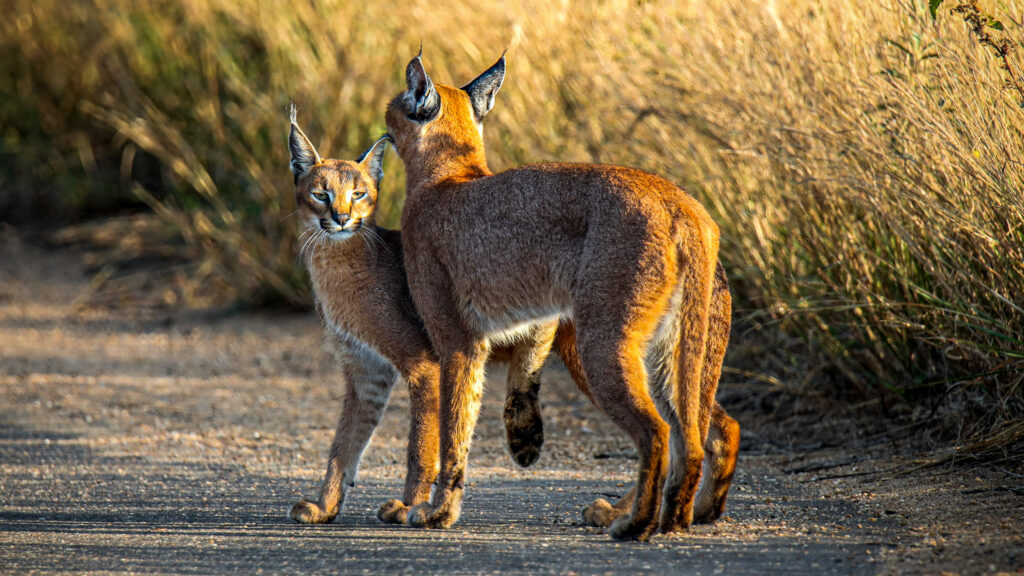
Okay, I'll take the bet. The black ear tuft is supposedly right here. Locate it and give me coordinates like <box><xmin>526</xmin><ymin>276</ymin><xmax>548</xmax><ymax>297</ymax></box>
<box><xmin>405</xmin><ymin>50</ymin><xmax>440</xmax><ymax>122</ymax></box>
<box><xmin>357</xmin><ymin>134</ymin><xmax>392</xmax><ymax>190</ymax></box>
<box><xmin>462</xmin><ymin>52</ymin><xmax>506</xmax><ymax>123</ymax></box>
<box><xmin>289</xmin><ymin>106</ymin><xmax>321</xmax><ymax>183</ymax></box>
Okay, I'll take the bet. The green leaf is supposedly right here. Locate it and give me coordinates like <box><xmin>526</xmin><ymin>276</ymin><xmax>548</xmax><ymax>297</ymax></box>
<box><xmin>929</xmin><ymin>0</ymin><xmax>944</xmax><ymax>19</ymax></box>
<box><xmin>988</xmin><ymin>19</ymin><xmax>1005</xmax><ymax>31</ymax></box>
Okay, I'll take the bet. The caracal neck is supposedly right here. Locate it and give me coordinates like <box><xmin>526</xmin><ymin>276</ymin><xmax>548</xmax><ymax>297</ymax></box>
<box><xmin>306</xmin><ymin>232</ymin><xmax>380</xmax><ymax>274</ymax></box>
<box><xmin>401</xmin><ymin>86</ymin><xmax>492</xmax><ymax>193</ymax></box>
<box><xmin>404</xmin><ymin>131</ymin><xmax>492</xmax><ymax>193</ymax></box>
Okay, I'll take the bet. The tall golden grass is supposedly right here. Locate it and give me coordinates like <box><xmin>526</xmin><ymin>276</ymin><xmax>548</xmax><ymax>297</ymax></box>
<box><xmin>2</xmin><ymin>0</ymin><xmax>1022</xmax><ymax>446</ymax></box>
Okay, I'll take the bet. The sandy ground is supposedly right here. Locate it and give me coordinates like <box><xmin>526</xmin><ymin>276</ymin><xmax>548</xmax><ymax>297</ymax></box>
<box><xmin>0</xmin><ymin>229</ymin><xmax>1021</xmax><ymax>575</ymax></box>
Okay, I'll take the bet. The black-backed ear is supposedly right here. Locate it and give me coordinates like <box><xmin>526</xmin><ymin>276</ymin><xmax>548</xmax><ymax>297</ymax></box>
<box><xmin>405</xmin><ymin>48</ymin><xmax>440</xmax><ymax>122</ymax></box>
<box><xmin>288</xmin><ymin>104</ymin><xmax>321</xmax><ymax>183</ymax></box>
<box><xmin>356</xmin><ymin>134</ymin><xmax>392</xmax><ymax>190</ymax></box>
<box><xmin>462</xmin><ymin>52</ymin><xmax>506</xmax><ymax>123</ymax></box>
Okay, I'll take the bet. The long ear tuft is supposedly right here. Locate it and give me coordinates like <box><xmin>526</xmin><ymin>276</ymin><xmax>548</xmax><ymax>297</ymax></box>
<box><xmin>357</xmin><ymin>134</ymin><xmax>392</xmax><ymax>190</ymax></box>
<box><xmin>288</xmin><ymin>104</ymin><xmax>321</xmax><ymax>183</ymax></box>
<box><xmin>405</xmin><ymin>49</ymin><xmax>440</xmax><ymax>121</ymax></box>
<box><xmin>462</xmin><ymin>51</ymin><xmax>506</xmax><ymax>123</ymax></box>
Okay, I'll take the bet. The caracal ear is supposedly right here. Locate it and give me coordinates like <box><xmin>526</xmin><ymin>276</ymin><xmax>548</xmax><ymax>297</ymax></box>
<box><xmin>462</xmin><ymin>52</ymin><xmax>506</xmax><ymax>123</ymax></box>
<box><xmin>405</xmin><ymin>48</ymin><xmax>440</xmax><ymax>122</ymax></box>
<box><xmin>357</xmin><ymin>134</ymin><xmax>392</xmax><ymax>190</ymax></box>
<box><xmin>288</xmin><ymin>103</ymin><xmax>321</xmax><ymax>183</ymax></box>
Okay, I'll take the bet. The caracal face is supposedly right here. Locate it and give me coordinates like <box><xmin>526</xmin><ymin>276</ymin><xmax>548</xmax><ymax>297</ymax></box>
<box><xmin>289</xmin><ymin>110</ymin><xmax>388</xmax><ymax>248</ymax></box>
<box><xmin>294</xmin><ymin>160</ymin><xmax>381</xmax><ymax>244</ymax></box>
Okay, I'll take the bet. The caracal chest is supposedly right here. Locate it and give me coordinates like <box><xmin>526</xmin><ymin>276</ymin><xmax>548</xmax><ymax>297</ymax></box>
<box><xmin>309</xmin><ymin>250</ymin><xmax>399</xmax><ymax>352</ymax></box>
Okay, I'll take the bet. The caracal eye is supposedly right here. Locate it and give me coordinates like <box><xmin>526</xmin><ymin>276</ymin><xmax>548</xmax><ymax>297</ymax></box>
<box><xmin>311</xmin><ymin>191</ymin><xmax>329</xmax><ymax>202</ymax></box>
<box><xmin>352</xmin><ymin>190</ymin><xmax>367</xmax><ymax>200</ymax></box>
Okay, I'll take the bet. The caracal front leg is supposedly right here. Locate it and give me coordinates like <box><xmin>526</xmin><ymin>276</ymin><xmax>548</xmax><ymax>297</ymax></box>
<box><xmin>291</xmin><ymin>345</ymin><xmax>396</xmax><ymax>524</ymax></box>
<box><xmin>407</xmin><ymin>336</ymin><xmax>489</xmax><ymax>529</ymax></box>
<box><xmin>503</xmin><ymin>320</ymin><xmax>558</xmax><ymax>468</ymax></box>
<box><xmin>378</xmin><ymin>352</ymin><xmax>441</xmax><ymax>525</ymax></box>
<box><xmin>403</xmin><ymin>257</ymin><xmax>490</xmax><ymax>530</ymax></box>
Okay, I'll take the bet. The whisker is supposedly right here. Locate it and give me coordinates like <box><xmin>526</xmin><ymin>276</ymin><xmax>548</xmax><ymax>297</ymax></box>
<box><xmin>297</xmin><ymin>226</ymin><xmax>318</xmax><ymax>247</ymax></box>
<box><xmin>314</xmin><ymin>229</ymin><xmax>329</xmax><ymax>255</ymax></box>
<box><xmin>298</xmin><ymin>228</ymin><xmax>323</xmax><ymax>262</ymax></box>
<box><xmin>365</xmin><ymin>227</ymin><xmax>389</xmax><ymax>253</ymax></box>
<box><xmin>358</xmin><ymin>228</ymin><xmax>377</xmax><ymax>251</ymax></box>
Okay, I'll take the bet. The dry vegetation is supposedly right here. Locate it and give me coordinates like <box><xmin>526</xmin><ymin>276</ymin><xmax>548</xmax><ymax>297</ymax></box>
<box><xmin>1</xmin><ymin>0</ymin><xmax>1022</xmax><ymax>452</ymax></box>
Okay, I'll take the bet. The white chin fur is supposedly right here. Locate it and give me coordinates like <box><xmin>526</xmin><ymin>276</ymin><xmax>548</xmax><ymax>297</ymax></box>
<box><xmin>327</xmin><ymin>228</ymin><xmax>356</xmax><ymax>241</ymax></box>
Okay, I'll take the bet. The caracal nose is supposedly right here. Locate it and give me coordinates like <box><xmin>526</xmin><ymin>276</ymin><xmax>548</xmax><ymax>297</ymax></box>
<box><xmin>332</xmin><ymin>213</ymin><xmax>349</xmax><ymax>227</ymax></box>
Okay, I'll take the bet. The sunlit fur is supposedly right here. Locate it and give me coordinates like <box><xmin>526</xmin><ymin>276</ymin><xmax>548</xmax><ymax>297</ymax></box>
<box><xmin>387</xmin><ymin>53</ymin><xmax>739</xmax><ymax>541</ymax></box>
<box><xmin>286</xmin><ymin>115</ymin><xmax>561</xmax><ymax>526</ymax></box>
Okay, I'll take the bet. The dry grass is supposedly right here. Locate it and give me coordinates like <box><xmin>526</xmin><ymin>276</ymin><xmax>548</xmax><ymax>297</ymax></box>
<box><xmin>1</xmin><ymin>0</ymin><xmax>1022</xmax><ymax>447</ymax></box>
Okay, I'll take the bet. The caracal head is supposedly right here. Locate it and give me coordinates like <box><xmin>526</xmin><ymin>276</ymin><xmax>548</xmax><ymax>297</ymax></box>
<box><xmin>288</xmin><ymin>106</ymin><xmax>390</xmax><ymax>243</ymax></box>
<box><xmin>385</xmin><ymin>48</ymin><xmax>506</xmax><ymax>160</ymax></box>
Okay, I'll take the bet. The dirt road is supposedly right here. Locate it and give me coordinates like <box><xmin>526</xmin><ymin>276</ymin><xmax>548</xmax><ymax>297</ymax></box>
<box><xmin>0</xmin><ymin>232</ymin><xmax>1020</xmax><ymax>575</ymax></box>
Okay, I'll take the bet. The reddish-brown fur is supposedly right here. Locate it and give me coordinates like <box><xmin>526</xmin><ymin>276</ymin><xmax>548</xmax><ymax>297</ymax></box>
<box><xmin>386</xmin><ymin>53</ymin><xmax>737</xmax><ymax>540</ymax></box>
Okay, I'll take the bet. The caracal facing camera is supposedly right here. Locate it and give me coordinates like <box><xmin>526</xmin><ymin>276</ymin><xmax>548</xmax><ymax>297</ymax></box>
<box><xmin>387</xmin><ymin>51</ymin><xmax>739</xmax><ymax>540</ymax></box>
<box><xmin>286</xmin><ymin>108</ymin><xmax>560</xmax><ymax>525</ymax></box>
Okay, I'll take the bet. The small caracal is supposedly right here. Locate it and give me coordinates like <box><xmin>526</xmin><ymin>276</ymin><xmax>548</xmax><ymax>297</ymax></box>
<box><xmin>386</xmin><ymin>51</ymin><xmax>739</xmax><ymax>540</ymax></box>
<box><xmin>285</xmin><ymin>108</ymin><xmax>561</xmax><ymax>525</ymax></box>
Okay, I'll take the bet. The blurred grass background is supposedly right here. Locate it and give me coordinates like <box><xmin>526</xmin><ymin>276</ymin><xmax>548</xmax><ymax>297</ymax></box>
<box><xmin>1</xmin><ymin>0</ymin><xmax>1022</xmax><ymax>455</ymax></box>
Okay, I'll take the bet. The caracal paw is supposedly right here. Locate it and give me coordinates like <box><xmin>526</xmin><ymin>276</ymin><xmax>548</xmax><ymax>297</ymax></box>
<box><xmin>407</xmin><ymin>501</ymin><xmax>459</xmax><ymax>529</ymax></box>
<box><xmin>509</xmin><ymin>437</ymin><xmax>542</xmax><ymax>468</ymax></box>
<box><xmin>692</xmin><ymin>500</ymin><xmax>726</xmax><ymax>525</ymax></box>
<box><xmin>658</xmin><ymin>496</ymin><xmax>695</xmax><ymax>534</ymax></box>
<box><xmin>504</xmin><ymin>395</ymin><xmax>544</xmax><ymax>468</ymax></box>
<box><xmin>290</xmin><ymin>499</ymin><xmax>336</xmax><ymax>524</ymax></box>
<box><xmin>581</xmin><ymin>498</ymin><xmax>622</xmax><ymax>527</ymax></box>
<box><xmin>377</xmin><ymin>499</ymin><xmax>410</xmax><ymax>525</ymax></box>
<box><xmin>609</xmin><ymin>512</ymin><xmax>658</xmax><ymax>542</ymax></box>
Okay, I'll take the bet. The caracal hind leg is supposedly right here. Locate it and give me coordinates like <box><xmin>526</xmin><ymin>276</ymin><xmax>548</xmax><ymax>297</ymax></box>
<box><xmin>693</xmin><ymin>404</ymin><xmax>740</xmax><ymax>523</ymax></box>
<box><xmin>692</xmin><ymin>264</ymin><xmax>739</xmax><ymax>524</ymax></box>
<box><xmin>657</xmin><ymin>243</ymin><xmax>716</xmax><ymax>534</ymax></box>
<box><xmin>291</xmin><ymin>347</ymin><xmax>396</xmax><ymax>524</ymax></box>
<box><xmin>503</xmin><ymin>321</ymin><xmax>559</xmax><ymax>468</ymax></box>
<box><xmin>555</xmin><ymin>311</ymin><xmax>640</xmax><ymax>529</ymax></box>
<box><xmin>588</xmin><ymin>410</ymin><xmax>739</xmax><ymax>528</ymax></box>
<box><xmin>574</xmin><ymin>290</ymin><xmax>673</xmax><ymax>541</ymax></box>
<box><xmin>552</xmin><ymin>319</ymin><xmax>643</xmax><ymax>528</ymax></box>
<box><xmin>378</xmin><ymin>352</ymin><xmax>441</xmax><ymax>525</ymax></box>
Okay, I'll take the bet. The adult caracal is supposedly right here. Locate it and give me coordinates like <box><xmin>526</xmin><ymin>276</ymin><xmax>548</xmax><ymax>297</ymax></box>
<box><xmin>285</xmin><ymin>109</ymin><xmax>560</xmax><ymax>525</ymax></box>
<box><xmin>385</xmin><ymin>51</ymin><xmax>738</xmax><ymax>540</ymax></box>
